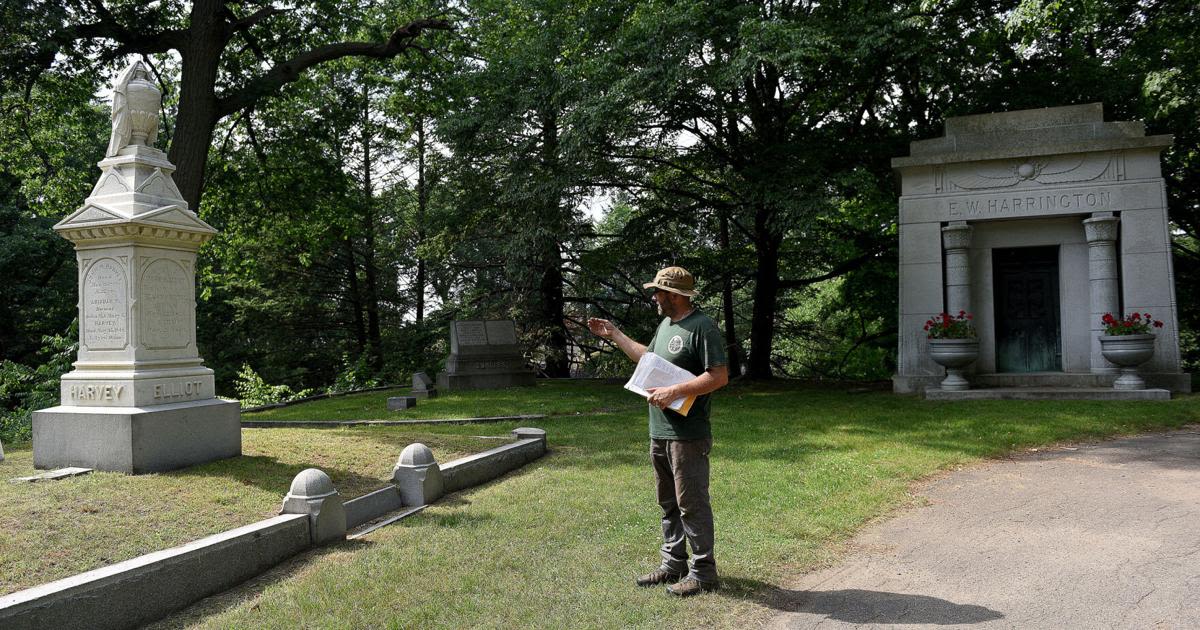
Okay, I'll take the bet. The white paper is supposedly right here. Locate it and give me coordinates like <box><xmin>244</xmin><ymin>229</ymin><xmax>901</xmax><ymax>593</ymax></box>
<box><xmin>624</xmin><ymin>352</ymin><xmax>695</xmax><ymax>412</ymax></box>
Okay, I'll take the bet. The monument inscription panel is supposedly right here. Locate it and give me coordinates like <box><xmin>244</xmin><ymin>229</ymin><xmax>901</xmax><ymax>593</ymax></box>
<box><xmin>485</xmin><ymin>320</ymin><xmax>518</xmax><ymax>345</ymax></box>
<box><xmin>455</xmin><ymin>321</ymin><xmax>489</xmax><ymax>346</ymax></box>
<box><xmin>141</xmin><ymin>258</ymin><xmax>191</xmax><ymax>348</ymax></box>
<box><xmin>83</xmin><ymin>259</ymin><xmax>128</xmax><ymax>350</ymax></box>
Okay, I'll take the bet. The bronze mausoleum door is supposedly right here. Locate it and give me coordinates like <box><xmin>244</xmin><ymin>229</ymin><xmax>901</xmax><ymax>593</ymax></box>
<box><xmin>993</xmin><ymin>246</ymin><xmax>1062</xmax><ymax>373</ymax></box>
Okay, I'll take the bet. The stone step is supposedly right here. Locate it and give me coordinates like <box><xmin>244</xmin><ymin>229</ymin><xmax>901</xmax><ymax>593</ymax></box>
<box><xmin>925</xmin><ymin>387</ymin><xmax>1170</xmax><ymax>401</ymax></box>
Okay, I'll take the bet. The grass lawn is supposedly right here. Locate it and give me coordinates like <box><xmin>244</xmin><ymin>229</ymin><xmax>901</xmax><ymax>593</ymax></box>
<box><xmin>128</xmin><ymin>382</ymin><xmax>1200</xmax><ymax>629</ymax></box>
<box><xmin>244</xmin><ymin>380</ymin><xmax>639</xmax><ymax>421</ymax></box>
<box><xmin>0</xmin><ymin>428</ymin><xmax>494</xmax><ymax>595</ymax></box>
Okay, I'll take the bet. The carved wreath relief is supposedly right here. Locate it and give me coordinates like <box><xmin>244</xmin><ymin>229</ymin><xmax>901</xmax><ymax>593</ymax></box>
<box><xmin>937</xmin><ymin>153</ymin><xmax>1122</xmax><ymax>193</ymax></box>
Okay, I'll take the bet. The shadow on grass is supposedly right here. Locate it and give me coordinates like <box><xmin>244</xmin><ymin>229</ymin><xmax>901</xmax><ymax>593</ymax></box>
<box><xmin>722</xmin><ymin>577</ymin><xmax>1004</xmax><ymax>625</ymax></box>
<box><xmin>170</xmin><ymin>455</ymin><xmax>387</xmax><ymax>498</ymax></box>
<box><xmin>144</xmin><ymin>537</ymin><xmax>377</xmax><ymax>630</ymax></box>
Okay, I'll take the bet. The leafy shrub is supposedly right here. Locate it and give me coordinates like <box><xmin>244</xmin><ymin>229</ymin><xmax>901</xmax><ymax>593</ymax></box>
<box><xmin>328</xmin><ymin>353</ymin><xmax>381</xmax><ymax>395</ymax></box>
<box><xmin>776</xmin><ymin>278</ymin><xmax>895</xmax><ymax>381</ymax></box>
<box><xmin>0</xmin><ymin>323</ymin><xmax>76</xmax><ymax>444</ymax></box>
<box><xmin>233</xmin><ymin>363</ymin><xmax>313</xmax><ymax>408</ymax></box>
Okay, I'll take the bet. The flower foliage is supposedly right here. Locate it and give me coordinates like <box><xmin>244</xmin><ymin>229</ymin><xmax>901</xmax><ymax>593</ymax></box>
<box><xmin>234</xmin><ymin>364</ymin><xmax>314</xmax><ymax>408</ymax></box>
<box><xmin>1101</xmin><ymin>312</ymin><xmax>1164</xmax><ymax>336</ymax></box>
<box><xmin>925</xmin><ymin>311</ymin><xmax>975</xmax><ymax>339</ymax></box>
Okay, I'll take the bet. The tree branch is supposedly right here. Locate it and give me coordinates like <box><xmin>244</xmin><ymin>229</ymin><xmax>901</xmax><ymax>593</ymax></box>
<box><xmin>778</xmin><ymin>249</ymin><xmax>882</xmax><ymax>290</ymax></box>
<box><xmin>215</xmin><ymin>18</ymin><xmax>452</xmax><ymax>118</ymax></box>
<box><xmin>229</xmin><ymin>6</ymin><xmax>290</xmax><ymax>34</ymax></box>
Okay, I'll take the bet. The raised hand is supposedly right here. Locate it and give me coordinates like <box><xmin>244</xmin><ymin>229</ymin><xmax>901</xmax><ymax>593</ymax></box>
<box><xmin>587</xmin><ymin>317</ymin><xmax>618</xmax><ymax>340</ymax></box>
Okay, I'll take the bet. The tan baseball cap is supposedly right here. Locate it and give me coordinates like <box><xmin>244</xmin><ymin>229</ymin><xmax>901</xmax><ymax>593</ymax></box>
<box><xmin>643</xmin><ymin>266</ymin><xmax>699</xmax><ymax>297</ymax></box>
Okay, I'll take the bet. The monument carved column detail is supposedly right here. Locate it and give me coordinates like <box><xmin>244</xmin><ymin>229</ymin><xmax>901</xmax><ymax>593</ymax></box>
<box><xmin>941</xmin><ymin>222</ymin><xmax>973</xmax><ymax>317</ymax></box>
<box><xmin>1084</xmin><ymin>212</ymin><xmax>1120</xmax><ymax>374</ymax></box>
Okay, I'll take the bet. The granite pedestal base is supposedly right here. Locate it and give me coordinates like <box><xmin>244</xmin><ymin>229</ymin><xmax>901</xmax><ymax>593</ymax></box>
<box><xmin>925</xmin><ymin>387</ymin><xmax>1170</xmax><ymax>401</ymax></box>
<box><xmin>894</xmin><ymin>371</ymin><xmax>1192</xmax><ymax>394</ymax></box>
<box><xmin>32</xmin><ymin>398</ymin><xmax>241</xmax><ymax>474</ymax></box>
<box><xmin>436</xmin><ymin>372</ymin><xmax>536</xmax><ymax>391</ymax></box>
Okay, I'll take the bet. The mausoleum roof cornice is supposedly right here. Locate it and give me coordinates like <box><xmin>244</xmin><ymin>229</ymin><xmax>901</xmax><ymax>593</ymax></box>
<box><xmin>892</xmin><ymin>135</ymin><xmax>1173</xmax><ymax>169</ymax></box>
<box><xmin>893</xmin><ymin>103</ymin><xmax>1172</xmax><ymax>170</ymax></box>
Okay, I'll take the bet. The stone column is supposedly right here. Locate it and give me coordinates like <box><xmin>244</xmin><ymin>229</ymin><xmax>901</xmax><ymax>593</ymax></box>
<box><xmin>1084</xmin><ymin>212</ymin><xmax>1121</xmax><ymax>374</ymax></box>
<box><xmin>942</xmin><ymin>222</ymin><xmax>973</xmax><ymax>317</ymax></box>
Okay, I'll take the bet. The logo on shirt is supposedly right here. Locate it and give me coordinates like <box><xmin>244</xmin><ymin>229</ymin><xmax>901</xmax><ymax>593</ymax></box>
<box><xmin>667</xmin><ymin>335</ymin><xmax>684</xmax><ymax>354</ymax></box>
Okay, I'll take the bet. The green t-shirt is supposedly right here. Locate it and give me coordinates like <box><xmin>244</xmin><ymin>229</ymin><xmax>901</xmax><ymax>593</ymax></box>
<box><xmin>645</xmin><ymin>309</ymin><xmax>727</xmax><ymax>440</ymax></box>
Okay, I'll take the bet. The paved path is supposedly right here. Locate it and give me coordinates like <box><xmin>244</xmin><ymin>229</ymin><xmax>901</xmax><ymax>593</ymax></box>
<box><xmin>766</xmin><ymin>428</ymin><xmax>1200</xmax><ymax>629</ymax></box>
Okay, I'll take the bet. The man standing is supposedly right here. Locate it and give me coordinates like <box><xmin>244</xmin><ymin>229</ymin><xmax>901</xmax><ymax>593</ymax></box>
<box><xmin>588</xmin><ymin>266</ymin><xmax>729</xmax><ymax>597</ymax></box>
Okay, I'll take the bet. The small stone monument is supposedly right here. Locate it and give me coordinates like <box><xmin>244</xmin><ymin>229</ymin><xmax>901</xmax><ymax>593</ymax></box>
<box><xmin>437</xmin><ymin>320</ymin><xmax>535</xmax><ymax>390</ymax></box>
<box><xmin>387</xmin><ymin>396</ymin><xmax>417</xmax><ymax>411</ymax></box>
<box><xmin>30</xmin><ymin>62</ymin><xmax>240</xmax><ymax>473</ymax></box>
<box><xmin>411</xmin><ymin>371</ymin><xmax>437</xmax><ymax>399</ymax></box>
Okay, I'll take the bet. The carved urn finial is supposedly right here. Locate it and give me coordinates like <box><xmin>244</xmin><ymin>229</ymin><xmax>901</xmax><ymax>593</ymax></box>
<box><xmin>106</xmin><ymin>61</ymin><xmax>161</xmax><ymax>156</ymax></box>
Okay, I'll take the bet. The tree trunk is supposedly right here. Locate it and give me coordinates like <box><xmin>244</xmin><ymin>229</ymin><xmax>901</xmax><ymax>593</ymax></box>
<box><xmin>538</xmin><ymin>106</ymin><xmax>570</xmax><ymax>377</ymax></box>
<box><xmin>747</xmin><ymin>212</ymin><xmax>781</xmax><ymax>380</ymax></box>
<box><xmin>168</xmin><ymin>0</ymin><xmax>224</xmax><ymax>211</ymax></box>
<box><xmin>361</xmin><ymin>84</ymin><xmax>383</xmax><ymax>372</ymax></box>
<box><xmin>540</xmin><ymin>244</ymin><xmax>570</xmax><ymax>377</ymax></box>
<box><xmin>415</xmin><ymin>115</ymin><xmax>427</xmax><ymax>323</ymax></box>
<box><xmin>344</xmin><ymin>238</ymin><xmax>367</xmax><ymax>354</ymax></box>
<box><xmin>718</xmin><ymin>210</ymin><xmax>742</xmax><ymax>377</ymax></box>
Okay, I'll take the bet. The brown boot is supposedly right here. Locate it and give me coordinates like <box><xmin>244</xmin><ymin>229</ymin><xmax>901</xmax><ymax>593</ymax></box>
<box><xmin>635</xmin><ymin>568</ymin><xmax>682</xmax><ymax>587</ymax></box>
<box><xmin>666</xmin><ymin>577</ymin><xmax>719</xmax><ymax>597</ymax></box>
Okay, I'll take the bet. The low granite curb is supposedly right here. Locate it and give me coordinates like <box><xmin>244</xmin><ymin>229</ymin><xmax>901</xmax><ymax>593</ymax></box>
<box><xmin>0</xmin><ymin>428</ymin><xmax>548</xmax><ymax>630</ymax></box>
<box><xmin>240</xmin><ymin>384</ymin><xmax>404</xmax><ymax>413</ymax></box>
<box><xmin>0</xmin><ymin>515</ymin><xmax>311</xmax><ymax>630</ymax></box>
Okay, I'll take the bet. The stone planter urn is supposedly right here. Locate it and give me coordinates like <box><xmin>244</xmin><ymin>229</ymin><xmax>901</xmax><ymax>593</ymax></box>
<box><xmin>1100</xmin><ymin>334</ymin><xmax>1156</xmax><ymax>390</ymax></box>
<box><xmin>927</xmin><ymin>338</ymin><xmax>979</xmax><ymax>391</ymax></box>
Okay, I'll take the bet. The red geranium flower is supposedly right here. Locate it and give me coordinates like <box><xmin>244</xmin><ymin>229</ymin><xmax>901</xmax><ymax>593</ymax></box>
<box><xmin>1101</xmin><ymin>312</ymin><xmax>1162</xmax><ymax>336</ymax></box>
<box><xmin>924</xmin><ymin>311</ymin><xmax>976</xmax><ymax>339</ymax></box>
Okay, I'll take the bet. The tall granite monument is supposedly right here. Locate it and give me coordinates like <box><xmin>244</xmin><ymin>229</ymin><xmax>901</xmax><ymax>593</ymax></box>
<box><xmin>31</xmin><ymin>62</ymin><xmax>241</xmax><ymax>473</ymax></box>
<box><xmin>437</xmin><ymin>320</ymin><xmax>535</xmax><ymax>390</ymax></box>
<box><xmin>893</xmin><ymin>103</ymin><xmax>1189</xmax><ymax>394</ymax></box>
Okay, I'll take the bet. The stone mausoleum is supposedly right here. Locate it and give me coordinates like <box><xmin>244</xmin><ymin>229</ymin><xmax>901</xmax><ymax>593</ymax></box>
<box><xmin>892</xmin><ymin>103</ymin><xmax>1190</xmax><ymax>394</ymax></box>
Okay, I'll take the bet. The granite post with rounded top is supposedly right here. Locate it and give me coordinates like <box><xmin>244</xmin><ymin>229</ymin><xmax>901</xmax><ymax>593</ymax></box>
<box><xmin>31</xmin><ymin>61</ymin><xmax>240</xmax><ymax>473</ymax></box>
<box><xmin>281</xmin><ymin>468</ymin><xmax>346</xmax><ymax>545</ymax></box>
<box><xmin>1084</xmin><ymin>213</ymin><xmax>1121</xmax><ymax>373</ymax></box>
<box><xmin>392</xmin><ymin>443</ymin><xmax>444</xmax><ymax>506</ymax></box>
